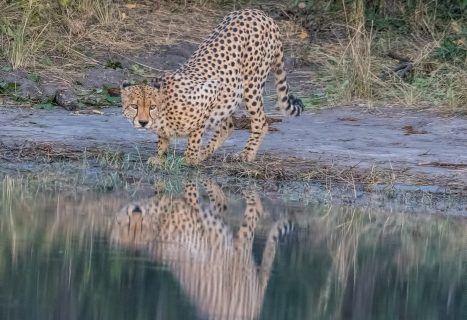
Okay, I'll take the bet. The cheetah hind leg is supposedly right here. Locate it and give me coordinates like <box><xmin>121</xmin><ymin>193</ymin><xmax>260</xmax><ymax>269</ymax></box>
<box><xmin>235</xmin><ymin>107</ymin><xmax>268</xmax><ymax>162</ymax></box>
<box><xmin>235</xmin><ymin>79</ymin><xmax>268</xmax><ymax>162</ymax></box>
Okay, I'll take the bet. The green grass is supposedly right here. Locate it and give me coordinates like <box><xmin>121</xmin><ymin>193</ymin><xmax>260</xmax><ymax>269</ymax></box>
<box><xmin>77</xmin><ymin>87</ymin><xmax>122</xmax><ymax>107</ymax></box>
<box><xmin>96</xmin><ymin>148</ymin><xmax>128</xmax><ymax>169</ymax></box>
<box><xmin>146</xmin><ymin>153</ymin><xmax>187</xmax><ymax>174</ymax></box>
<box><xmin>162</xmin><ymin>154</ymin><xmax>186</xmax><ymax>172</ymax></box>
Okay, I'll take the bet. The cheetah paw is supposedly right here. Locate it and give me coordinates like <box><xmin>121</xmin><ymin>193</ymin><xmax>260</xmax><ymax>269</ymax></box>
<box><xmin>232</xmin><ymin>151</ymin><xmax>255</xmax><ymax>162</ymax></box>
<box><xmin>199</xmin><ymin>146</ymin><xmax>212</xmax><ymax>161</ymax></box>
<box><xmin>147</xmin><ymin>156</ymin><xmax>166</xmax><ymax>168</ymax></box>
<box><xmin>183</xmin><ymin>156</ymin><xmax>201</xmax><ymax>166</ymax></box>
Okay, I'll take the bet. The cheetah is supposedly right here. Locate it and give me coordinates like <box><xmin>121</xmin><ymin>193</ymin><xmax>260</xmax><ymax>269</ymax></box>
<box><xmin>111</xmin><ymin>180</ymin><xmax>293</xmax><ymax>319</ymax></box>
<box><xmin>120</xmin><ymin>9</ymin><xmax>304</xmax><ymax>165</ymax></box>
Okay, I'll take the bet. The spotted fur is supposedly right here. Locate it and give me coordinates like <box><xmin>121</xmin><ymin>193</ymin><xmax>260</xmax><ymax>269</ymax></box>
<box><xmin>111</xmin><ymin>180</ymin><xmax>293</xmax><ymax>319</ymax></box>
<box><xmin>121</xmin><ymin>9</ymin><xmax>304</xmax><ymax>165</ymax></box>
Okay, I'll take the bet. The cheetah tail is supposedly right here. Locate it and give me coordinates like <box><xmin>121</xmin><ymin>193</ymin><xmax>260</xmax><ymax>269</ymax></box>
<box><xmin>274</xmin><ymin>50</ymin><xmax>304</xmax><ymax>116</ymax></box>
<box><xmin>258</xmin><ymin>218</ymin><xmax>295</xmax><ymax>288</ymax></box>
<box><xmin>268</xmin><ymin>219</ymin><xmax>294</xmax><ymax>243</ymax></box>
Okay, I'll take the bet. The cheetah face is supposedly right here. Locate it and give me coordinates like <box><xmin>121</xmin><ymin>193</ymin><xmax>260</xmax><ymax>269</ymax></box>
<box><xmin>120</xmin><ymin>82</ymin><xmax>163</xmax><ymax>129</ymax></box>
<box><xmin>111</xmin><ymin>202</ymin><xmax>150</xmax><ymax>245</ymax></box>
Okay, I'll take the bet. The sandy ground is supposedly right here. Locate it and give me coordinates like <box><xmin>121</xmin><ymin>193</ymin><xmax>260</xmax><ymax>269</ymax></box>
<box><xmin>1</xmin><ymin>105</ymin><xmax>466</xmax><ymax>194</ymax></box>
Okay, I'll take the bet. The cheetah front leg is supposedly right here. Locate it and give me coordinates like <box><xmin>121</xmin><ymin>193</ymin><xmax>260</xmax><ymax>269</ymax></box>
<box><xmin>182</xmin><ymin>181</ymin><xmax>200</xmax><ymax>207</ymax></box>
<box><xmin>147</xmin><ymin>135</ymin><xmax>169</xmax><ymax>167</ymax></box>
<box><xmin>185</xmin><ymin>180</ymin><xmax>229</xmax><ymax>245</ymax></box>
<box><xmin>184</xmin><ymin>127</ymin><xmax>205</xmax><ymax>165</ymax></box>
<box><xmin>201</xmin><ymin>179</ymin><xmax>228</xmax><ymax>217</ymax></box>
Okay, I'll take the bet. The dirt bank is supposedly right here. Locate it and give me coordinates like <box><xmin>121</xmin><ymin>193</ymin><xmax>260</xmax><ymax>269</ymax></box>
<box><xmin>1</xmin><ymin>105</ymin><xmax>466</xmax><ymax>195</ymax></box>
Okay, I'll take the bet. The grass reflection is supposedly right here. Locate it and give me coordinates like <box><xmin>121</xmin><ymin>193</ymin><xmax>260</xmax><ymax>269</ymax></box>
<box><xmin>263</xmin><ymin>206</ymin><xmax>467</xmax><ymax>320</ymax></box>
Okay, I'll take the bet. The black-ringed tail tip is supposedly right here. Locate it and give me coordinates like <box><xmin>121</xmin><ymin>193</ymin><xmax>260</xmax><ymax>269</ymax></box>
<box><xmin>269</xmin><ymin>219</ymin><xmax>295</xmax><ymax>242</ymax></box>
<box><xmin>287</xmin><ymin>94</ymin><xmax>305</xmax><ymax>116</ymax></box>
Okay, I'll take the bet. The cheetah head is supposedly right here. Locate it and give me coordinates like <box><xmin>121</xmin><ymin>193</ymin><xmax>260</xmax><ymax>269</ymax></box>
<box><xmin>111</xmin><ymin>202</ymin><xmax>146</xmax><ymax>245</ymax></box>
<box><xmin>120</xmin><ymin>80</ymin><xmax>164</xmax><ymax>129</ymax></box>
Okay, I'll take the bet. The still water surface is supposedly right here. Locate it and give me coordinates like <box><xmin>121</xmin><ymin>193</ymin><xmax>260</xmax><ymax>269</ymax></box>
<box><xmin>0</xmin><ymin>179</ymin><xmax>465</xmax><ymax>320</ymax></box>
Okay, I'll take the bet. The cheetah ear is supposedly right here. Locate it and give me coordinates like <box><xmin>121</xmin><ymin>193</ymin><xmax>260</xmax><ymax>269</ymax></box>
<box><xmin>121</xmin><ymin>80</ymin><xmax>132</xmax><ymax>89</ymax></box>
<box><xmin>151</xmin><ymin>77</ymin><xmax>162</xmax><ymax>90</ymax></box>
<box><xmin>152</xmin><ymin>82</ymin><xmax>161</xmax><ymax>90</ymax></box>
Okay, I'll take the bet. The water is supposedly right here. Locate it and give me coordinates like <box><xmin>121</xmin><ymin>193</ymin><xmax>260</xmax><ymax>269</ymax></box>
<box><xmin>0</xmin><ymin>179</ymin><xmax>466</xmax><ymax>320</ymax></box>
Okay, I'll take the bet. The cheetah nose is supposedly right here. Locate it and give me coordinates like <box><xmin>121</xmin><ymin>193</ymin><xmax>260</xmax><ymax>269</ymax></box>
<box><xmin>138</xmin><ymin>120</ymin><xmax>149</xmax><ymax>127</ymax></box>
<box><xmin>132</xmin><ymin>206</ymin><xmax>142</xmax><ymax>215</ymax></box>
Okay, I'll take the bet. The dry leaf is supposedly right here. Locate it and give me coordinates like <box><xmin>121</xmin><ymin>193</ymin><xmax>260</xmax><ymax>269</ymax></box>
<box><xmin>450</xmin><ymin>21</ymin><xmax>462</xmax><ymax>34</ymax></box>
<box><xmin>298</xmin><ymin>30</ymin><xmax>309</xmax><ymax>40</ymax></box>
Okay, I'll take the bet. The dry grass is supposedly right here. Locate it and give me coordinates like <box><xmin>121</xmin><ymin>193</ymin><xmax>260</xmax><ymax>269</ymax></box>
<box><xmin>279</xmin><ymin>1</ymin><xmax>466</xmax><ymax>113</ymax></box>
<box><xmin>3</xmin><ymin>142</ymin><xmax>466</xmax><ymax>194</ymax></box>
<box><xmin>74</xmin><ymin>4</ymin><xmax>220</xmax><ymax>53</ymax></box>
<box><xmin>0</xmin><ymin>0</ymin><xmax>48</xmax><ymax>69</ymax></box>
<box><xmin>0</xmin><ymin>1</ymin><xmax>223</xmax><ymax>77</ymax></box>
<box><xmin>0</xmin><ymin>0</ymin><xmax>465</xmax><ymax>113</ymax></box>
<box><xmin>295</xmin><ymin>34</ymin><xmax>467</xmax><ymax>113</ymax></box>
<box><xmin>0</xmin><ymin>141</ymin><xmax>99</xmax><ymax>161</ymax></box>
<box><xmin>203</xmin><ymin>154</ymin><xmax>467</xmax><ymax>194</ymax></box>
<box><xmin>340</xmin><ymin>0</ymin><xmax>375</xmax><ymax>100</ymax></box>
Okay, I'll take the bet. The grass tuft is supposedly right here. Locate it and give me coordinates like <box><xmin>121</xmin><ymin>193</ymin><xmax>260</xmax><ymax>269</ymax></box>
<box><xmin>340</xmin><ymin>0</ymin><xmax>375</xmax><ymax>100</ymax></box>
<box><xmin>96</xmin><ymin>148</ymin><xmax>127</xmax><ymax>169</ymax></box>
<box><xmin>147</xmin><ymin>153</ymin><xmax>187</xmax><ymax>173</ymax></box>
<box><xmin>92</xmin><ymin>0</ymin><xmax>117</xmax><ymax>25</ymax></box>
<box><xmin>0</xmin><ymin>0</ymin><xmax>48</xmax><ymax>69</ymax></box>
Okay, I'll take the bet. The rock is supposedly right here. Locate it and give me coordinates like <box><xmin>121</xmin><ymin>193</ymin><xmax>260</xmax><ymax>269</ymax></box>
<box><xmin>82</xmin><ymin>67</ymin><xmax>127</xmax><ymax>89</ymax></box>
<box><xmin>55</xmin><ymin>90</ymin><xmax>79</xmax><ymax>111</ymax></box>
<box><xmin>107</xmin><ymin>87</ymin><xmax>121</xmax><ymax>96</ymax></box>
<box><xmin>0</xmin><ymin>70</ymin><xmax>43</xmax><ymax>100</ymax></box>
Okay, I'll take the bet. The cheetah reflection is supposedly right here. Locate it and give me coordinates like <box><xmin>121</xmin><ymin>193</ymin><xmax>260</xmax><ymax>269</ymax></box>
<box><xmin>111</xmin><ymin>180</ymin><xmax>293</xmax><ymax>320</ymax></box>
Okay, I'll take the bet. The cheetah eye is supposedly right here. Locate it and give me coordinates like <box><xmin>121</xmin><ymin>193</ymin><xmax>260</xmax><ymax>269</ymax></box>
<box><xmin>129</xmin><ymin>104</ymin><xmax>138</xmax><ymax>109</ymax></box>
<box><xmin>149</xmin><ymin>105</ymin><xmax>157</xmax><ymax>110</ymax></box>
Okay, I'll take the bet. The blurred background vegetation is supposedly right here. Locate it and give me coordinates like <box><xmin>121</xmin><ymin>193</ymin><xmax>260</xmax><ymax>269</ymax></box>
<box><xmin>0</xmin><ymin>0</ymin><xmax>465</xmax><ymax>112</ymax></box>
